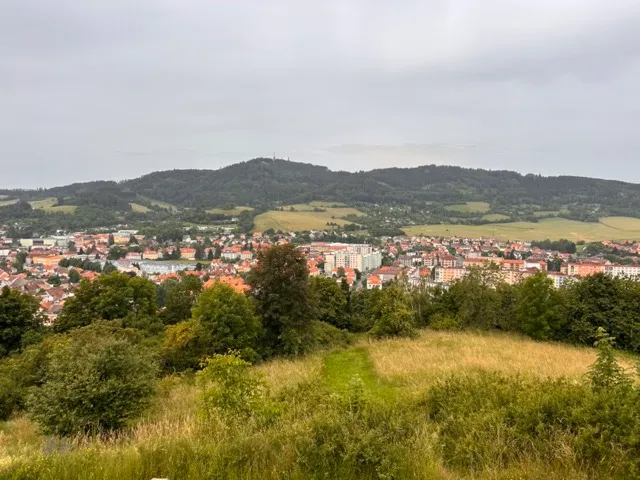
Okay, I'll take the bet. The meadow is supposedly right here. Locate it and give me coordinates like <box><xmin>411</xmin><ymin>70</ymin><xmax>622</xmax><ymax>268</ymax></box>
<box><xmin>444</xmin><ymin>201</ymin><xmax>491</xmax><ymax>213</ymax></box>
<box><xmin>206</xmin><ymin>206</ymin><xmax>254</xmax><ymax>215</ymax></box>
<box><xmin>403</xmin><ymin>216</ymin><xmax>640</xmax><ymax>242</ymax></box>
<box><xmin>1</xmin><ymin>329</ymin><xmax>632</xmax><ymax>480</ymax></box>
<box><xmin>254</xmin><ymin>203</ymin><xmax>363</xmax><ymax>231</ymax></box>
<box><xmin>28</xmin><ymin>198</ymin><xmax>77</xmax><ymax>214</ymax></box>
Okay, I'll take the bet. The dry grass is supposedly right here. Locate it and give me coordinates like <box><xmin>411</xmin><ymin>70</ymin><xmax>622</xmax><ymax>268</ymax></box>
<box><xmin>0</xmin><ymin>199</ymin><xmax>18</xmax><ymax>207</ymax></box>
<box><xmin>206</xmin><ymin>206</ymin><xmax>254</xmax><ymax>215</ymax></box>
<box><xmin>129</xmin><ymin>202</ymin><xmax>151</xmax><ymax>213</ymax></box>
<box><xmin>365</xmin><ymin>329</ymin><xmax>634</xmax><ymax>394</ymax></box>
<box><xmin>403</xmin><ymin>216</ymin><xmax>640</xmax><ymax>242</ymax></box>
<box><xmin>254</xmin><ymin>208</ymin><xmax>362</xmax><ymax>232</ymax></box>
<box><xmin>256</xmin><ymin>353</ymin><xmax>323</xmax><ymax>393</ymax></box>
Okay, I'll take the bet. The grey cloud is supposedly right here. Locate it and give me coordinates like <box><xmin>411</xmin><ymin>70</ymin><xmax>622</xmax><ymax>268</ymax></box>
<box><xmin>1</xmin><ymin>1</ymin><xmax>640</xmax><ymax>187</ymax></box>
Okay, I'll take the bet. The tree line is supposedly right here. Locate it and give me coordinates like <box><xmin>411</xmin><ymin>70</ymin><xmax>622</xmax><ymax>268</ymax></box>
<box><xmin>3</xmin><ymin>246</ymin><xmax>640</xmax><ymax>438</ymax></box>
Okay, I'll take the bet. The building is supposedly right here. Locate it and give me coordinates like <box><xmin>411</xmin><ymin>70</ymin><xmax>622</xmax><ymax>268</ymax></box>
<box><xmin>434</xmin><ymin>266</ymin><xmax>467</xmax><ymax>284</ymax></box>
<box><xmin>324</xmin><ymin>246</ymin><xmax>382</xmax><ymax>273</ymax></box>
<box><xmin>181</xmin><ymin>248</ymin><xmax>197</xmax><ymax>260</ymax></box>
<box><xmin>605</xmin><ymin>264</ymin><xmax>640</xmax><ymax>279</ymax></box>
<box><xmin>547</xmin><ymin>272</ymin><xmax>569</xmax><ymax>289</ymax></box>
<box><xmin>367</xmin><ymin>274</ymin><xmax>382</xmax><ymax>289</ymax></box>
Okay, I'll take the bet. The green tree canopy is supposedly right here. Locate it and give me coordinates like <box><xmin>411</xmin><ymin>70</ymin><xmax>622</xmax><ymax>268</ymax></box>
<box><xmin>515</xmin><ymin>271</ymin><xmax>566</xmax><ymax>340</ymax></box>
<box><xmin>248</xmin><ymin>244</ymin><xmax>313</xmax><ymax>355</ymax></box>
<box><xmin>0</xmin><ymin>286</ymin><xmax>45</xmax><ymax>358</ymax></box>
<box><xmin>54</xmin><ymin>273</ymin><xmax>157</xmax><ymax>333</ymax></box>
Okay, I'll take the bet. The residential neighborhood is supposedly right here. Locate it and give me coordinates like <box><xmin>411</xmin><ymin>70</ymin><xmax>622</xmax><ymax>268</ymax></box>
<box><xmin>2</xmin><ymin>222</ymin><xmax>640</xmax><ymax>326</ymax></box>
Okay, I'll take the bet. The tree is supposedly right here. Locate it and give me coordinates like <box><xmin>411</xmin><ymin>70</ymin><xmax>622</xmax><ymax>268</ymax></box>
<box><xmin>309</xmin><ymin>277</ymin><xmax>349</xmax><ymax>330</ymax></box>
<box><xmin>163</xmin><ymin>283</ymin><xmax>261</xmax><ymax>370</ymax></box>
<box><xmin>248</xmin><ymin>244</ymin><xmax>314</xmax><ymax>355</ymax></box>
<box><xmin>0</xmin><ymin>287</ymin><xmax>45</xmax><ymax>357</ymax></box>
<box><xmin>192</xmin><ymin>283</ymin><xmax>261</xmax><ymax>357</ymax></box>
<box><xmin>213</xmin><ymin>244</ymin><xmax>222</xmax><ymax>259</ymax></box>
<box><xmin>103</xmin><ymin>262</ymin><xmax>117</xmax><ymax>275</ymax></box>
<box><xmin>207</xmin><ymin>249</ymin><xmax>214</xmax><ymax>261</ymax></box>
<box><xmin>159</xmin><ymin>276</ymin><xmax>203</xmax><ymax>325</ymax></box>
<box><xmin>514</xmin><ymin>271</ymin><xmax>565</xmax><ymax>340</ymax></box>
<box><xmin>447</xmin><ymin>267</ymin><xmax>503</xmax><ymax>329</ymax></box>
<box><xmin>54</xmin><ymin>273</ymin><xmax>158</xmax><ymax>333</ymax></box>
<box><xmin>68</xmin><ymin>268</ymin><xmax>81</xmax><ymax>284</ymax></box>
<box><xmin>67</xmin><ymin>241</ymin><xmax>76</xmax><ymax>253</ymax></box>
<box><xmin>27</xmin><ymin>324</ymin><xmax>157</xmax><ymax>436</ymax></box>
<box><xmin>369</xmin><ymin>283</ymin><xmax>415</xmax><ymax>338</ymax></box>
<box><xmin>108</xmin><ymin>233</ymin><xmax>115</xmax><ymax>246</ymax></box>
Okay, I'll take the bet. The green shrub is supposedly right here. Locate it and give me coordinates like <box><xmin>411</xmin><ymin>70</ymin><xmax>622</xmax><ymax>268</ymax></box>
<box><xmin>27</xmin><ymin>327</ymin><xmax>158</xmax><ymax>436</ymax></box>
<box><xmin>428</xmin><ymin>313</ymin><xmax>461</xmax><ymax>331</ymax></box>
<box><xmin>424</xmin><ymin>367</ymin><xmax>640</xmax><ymax>477</ymax></box>
<box><xmin>310</xmin><ymin>320</ymin><xmax>353</xmax><ymax>349</ymax></box>
<box><xmin>197</xmin><ymin>353</ymin><xmax>277</xmax><ymax>422</ymax></box>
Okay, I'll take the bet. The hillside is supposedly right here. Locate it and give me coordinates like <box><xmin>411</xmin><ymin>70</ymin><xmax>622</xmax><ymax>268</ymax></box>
<box><xmin>2</xmin><ymin>329</ymin><xmax>631</xmax><ymax>479</ymax></box>
<box><xmin>4</xmin><ymin>158</ymin><xmax>640</xmax><ymax>234</ymax></box>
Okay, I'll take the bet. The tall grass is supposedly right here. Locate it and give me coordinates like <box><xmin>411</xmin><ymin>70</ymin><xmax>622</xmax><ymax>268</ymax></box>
<box><xmin>1</xmin><ymin>329</ymin><xmax>637</xmax><ymax>479</ymax></box>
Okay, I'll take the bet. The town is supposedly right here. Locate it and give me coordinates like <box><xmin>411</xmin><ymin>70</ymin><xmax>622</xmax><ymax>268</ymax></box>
<box><xmin>2</xmin><ymin>223</ymin><xmax>639</xmax><ymax>325</ymax></box>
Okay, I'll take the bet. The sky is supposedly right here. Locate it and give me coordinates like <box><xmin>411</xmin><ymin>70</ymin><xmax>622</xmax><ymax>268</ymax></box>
<box><xmin>2</xmin><ymin>0</ymin><xmax>640</xmax><ymax>188</ymax></box>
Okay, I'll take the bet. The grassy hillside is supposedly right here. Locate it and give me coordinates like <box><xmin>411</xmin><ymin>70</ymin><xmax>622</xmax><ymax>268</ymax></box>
<box><xmin>254</xmin><ymin>204</ymin><xmax>363</xmax><ymax>231</ymax></box>
<box><xmin>2</xmin><ymin>329</ymin><xmax>631</xmax><ymax>479</ymax></box>
<box><xmin>403</xmin><ymin>216</ymin><xmax>640</xmax><ymax>242</ymax></box>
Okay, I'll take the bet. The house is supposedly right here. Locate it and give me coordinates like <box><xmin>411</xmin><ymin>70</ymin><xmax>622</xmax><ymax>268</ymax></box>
<box><xmin>143</xmin><ymin>249</ymin><xmax>160</xmax><ymax>260</ymax></box>
<box><xmin>125</xmin><ymin>252</ymin><xmax>142</xmax><ymax>261</ymax></box>
<box><xmin>367</xmin><ymin>275</ymin><xmax>382</xmax><ymax>289</ymax></box>
<box><xmin>181</xmin><ymin>248</ymin><xmax>197</xmax><ymax>260</ymax></box>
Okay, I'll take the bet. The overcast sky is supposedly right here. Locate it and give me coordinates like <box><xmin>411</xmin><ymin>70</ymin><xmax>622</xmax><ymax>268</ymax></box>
<box><xmin>2</xmin><ymin>1</ymin><xmax>640</xmax><ymax>188</ymax></box>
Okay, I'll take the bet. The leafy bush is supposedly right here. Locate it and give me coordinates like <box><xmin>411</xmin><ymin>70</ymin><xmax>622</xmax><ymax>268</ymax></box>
<box><xmin>428</xmin><ymin>313</ymin><xmax>461</xmax><ymax>331</ymax></box>
<box><xmin>310</xmin><ymin>320</ymin><xmax>353</xmax><ymax>350</ymax></box>
<box><xmin>27</xmin><ymin>326</ymin><xmax>158</xmax><ymax>436</ymax></box>
<box><xmin>197</xmin><ymin>353</ymin><xmax>275</xmax><ymax>422</ymax></box>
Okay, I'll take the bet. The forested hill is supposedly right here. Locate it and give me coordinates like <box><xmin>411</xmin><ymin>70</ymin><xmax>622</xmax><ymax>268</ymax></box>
<box><xmin>3</xmin><ymin>158</ymin><xmax>640</xmax><ymax>219</ymax></box>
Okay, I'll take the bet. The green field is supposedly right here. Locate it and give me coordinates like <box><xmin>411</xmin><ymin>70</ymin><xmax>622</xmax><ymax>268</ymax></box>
<box><xmin>138</xmin><ymin>196</ymin><xmax>178</xmax><ymax>212</ymax></box>
<box><xmin>28</xmin><ymin>198</ymin><xmax>77</xmax><ymax>213</ymax></box>
<box><xmin>129</xmin><ymin>203</ymin><xmax>152</xmax><ymax>213</ymax></box>
<box><xmin>444</xmin><ymin>201</ymin><xmax>490</xmax><ymax>213</ymax></box>
<box><xmin>254</xmin><ymin>204</ymin><xmax>363</xmax><ymax>231</ymax></box>
<box><xmin>403</xmin><ymin>216</ymin><xmax>640</xmax><ymax>242</ymax></box>
<box><xmin>206</xmin><ymin>206</ymin><xmax>254</xmax><ymax>215</ymax></box>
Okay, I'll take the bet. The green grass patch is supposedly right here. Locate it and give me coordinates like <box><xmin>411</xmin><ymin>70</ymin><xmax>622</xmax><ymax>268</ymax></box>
<box><xmin>445</xmin><ymin>202</ymin><xmax>490</xmax><ymax>213</ymax></box>
<box><xmin>138</xmin><ymin>196</ymin><xmax>178</xmax><ymax>212</ymax></box>
<box><xmin>323</xmin><ymin>347</ymin><xmax>395</xmax><ymax>400</ymax></box>
<box><xmin>28</xmin><ymin>198</ymin><xmax>77</xmax><ymax>213</ymax></box>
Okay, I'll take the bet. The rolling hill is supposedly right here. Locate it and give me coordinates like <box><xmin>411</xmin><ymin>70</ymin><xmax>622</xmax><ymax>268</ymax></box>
<box><xmin>3</xmin><ymin>158</ymin><xmax>640</xmax><ymax>235</ymax></box>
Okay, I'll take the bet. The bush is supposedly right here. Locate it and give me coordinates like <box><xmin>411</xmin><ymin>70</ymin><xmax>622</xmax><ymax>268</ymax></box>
<box><xmin>27</xmin><ymin>326</ymin><xmax>158</xmax><ymax>436</ymax></box>
<box><xmin>197</xmin><ymin>353</ymin><xmax>276</xmax><ymax>422</ymax></box>
<box><xmin>310</xmin><ymin>320</ymin><xmax>353</xmax><ymax>350</ymax></box>
<box><xmin>428</xmin><ymin>313</ymin><xmax>461</xmax><ymax>331</ymax></box>
<box><xmin>424</xmin><ymin>365</ymin><xmax>640</xmax><ymax>476</ymax></box>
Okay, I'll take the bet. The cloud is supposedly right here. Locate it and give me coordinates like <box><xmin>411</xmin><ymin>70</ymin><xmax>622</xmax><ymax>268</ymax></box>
<box><xmin>1</xmin><ymin>1</ymin><xmax>640</xmax><ymax>187</ymax></box>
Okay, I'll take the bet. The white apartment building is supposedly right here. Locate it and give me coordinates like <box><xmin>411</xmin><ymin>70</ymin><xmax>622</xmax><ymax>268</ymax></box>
<box><xmin>324</xmin><ymin>245</ymin><xmax>382</xmax><ymax>273</ymax></box>
<box><xmin>605</xmin><ymin>264</ymin><xmax>640</xmax><ymax>279</ymax></box>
